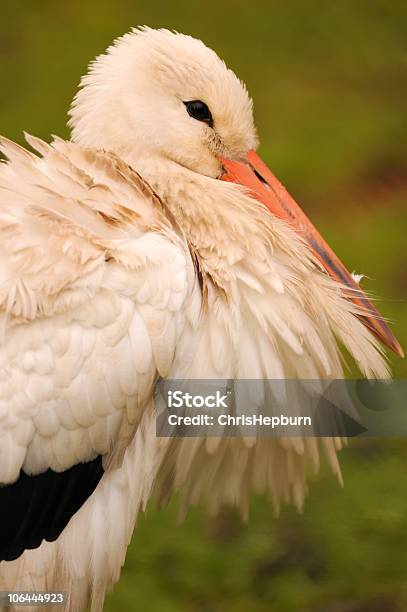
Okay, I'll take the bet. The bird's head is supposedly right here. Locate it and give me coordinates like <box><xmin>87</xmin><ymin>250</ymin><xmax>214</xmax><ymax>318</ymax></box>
<box><xmin>69</xmin><ymin>26</ymin><xmax>402</xmax><ymax>358</ymax></box>
<box><xmin>69</xmin><ymin>26</ymin><xmax>257</xmax><ymax>177</ymax></box>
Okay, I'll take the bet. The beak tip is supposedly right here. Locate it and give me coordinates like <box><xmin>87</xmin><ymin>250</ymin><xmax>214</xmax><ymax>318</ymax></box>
<box><xmin>395</xmin><ymin>343</ymin><xmax>405</xmax><ymax>359</ymax></box>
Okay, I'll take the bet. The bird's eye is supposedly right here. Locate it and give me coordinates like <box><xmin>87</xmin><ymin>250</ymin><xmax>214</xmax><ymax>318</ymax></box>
<box><xmin>184</xmin><ymin>100</ymin><xmax>213</xmax><ymax>127</ymax></box>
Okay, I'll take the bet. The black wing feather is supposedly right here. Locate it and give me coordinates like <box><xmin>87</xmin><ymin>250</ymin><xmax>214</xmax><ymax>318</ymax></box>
<box><xmin>0</xmin><ymin>457</ymin><xmax>104</xmax><ymax>561</ymax></box>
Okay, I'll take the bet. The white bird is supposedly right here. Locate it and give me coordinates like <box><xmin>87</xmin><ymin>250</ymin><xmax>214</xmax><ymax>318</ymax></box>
<box><xmin>0</xmin><ymin>27</ymin><xmax>402</xmax><ymax>611</ymax></box>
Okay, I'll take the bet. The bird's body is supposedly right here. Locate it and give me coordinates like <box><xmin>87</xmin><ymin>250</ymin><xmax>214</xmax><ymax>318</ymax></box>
<box><xmin>0</xmin><ymin>27</ymin><xmax>399</xmax><ymax>611</ymax></box>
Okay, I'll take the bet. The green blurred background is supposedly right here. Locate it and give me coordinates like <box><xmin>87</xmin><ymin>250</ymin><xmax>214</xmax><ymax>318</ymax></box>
<box><xmin>1</xmin><ymin>2</ymin><xmax>406</xmax><ymax>610</ymax></box>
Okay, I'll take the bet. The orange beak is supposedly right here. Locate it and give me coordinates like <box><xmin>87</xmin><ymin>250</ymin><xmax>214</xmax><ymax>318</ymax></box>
<box><xmin>220</xmin><ymin>150</ymin><xmax>404</xmax><ymax>358</ymax></box>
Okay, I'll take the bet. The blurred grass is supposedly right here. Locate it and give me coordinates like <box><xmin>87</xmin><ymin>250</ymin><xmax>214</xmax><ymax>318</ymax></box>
<box><xmin>1</xmin><ymin>2</ymin><xmax>406</xmax><ymax>611</ymax></box>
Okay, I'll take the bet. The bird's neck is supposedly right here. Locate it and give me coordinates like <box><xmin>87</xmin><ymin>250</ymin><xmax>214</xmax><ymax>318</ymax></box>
<box><xmin>129</xmin><ymin>154</ymin><xmax>276</xmax><ymax>287</ymax></box>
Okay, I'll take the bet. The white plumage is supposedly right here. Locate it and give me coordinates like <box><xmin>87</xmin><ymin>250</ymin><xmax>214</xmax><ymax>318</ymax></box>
<box><xmin>0</xmin><ymin>27</ymin><xmax>397</xmax><ymax>611</ymax></box>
